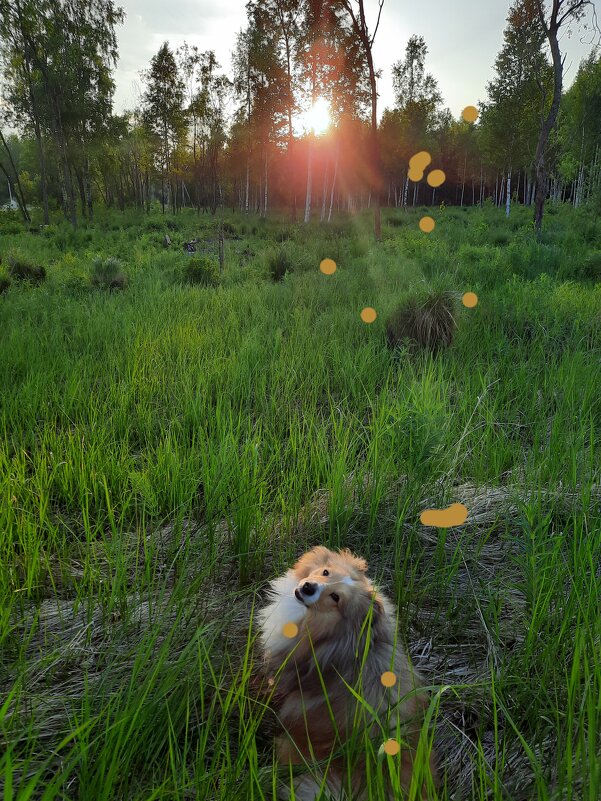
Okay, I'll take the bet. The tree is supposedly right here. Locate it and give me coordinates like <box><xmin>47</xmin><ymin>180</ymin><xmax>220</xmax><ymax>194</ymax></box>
<box><xmin>339</xmin><ymin>0</ymin><xmax>385</xmax><ymax>241</ymax></box>
<box><xmin>558</xmin><ymin>51</ymin><xmax>601</xmax><ymax>206</ymax></box>
<box><xmin>142</xmin><ymin>42</ymin><xmax>187</xmax><ymax>214</ymax></box>
<box><xmin>531</xmin><ymin>0</ymin><xmax>599</xmax><ymax>233</ymax></box>
<box><xmin>0</xmin><ymin>0</ymin><xmax>124</xmax><ymax>227</ymax></box>
<box><xmin>479</xmin><ymin>0</ymin><xmax>552</xmax><ymax>215</ymax></box>
<box><xmin>247</xmin><ymin>0</ymin><xmax>301</xmax><ymax>219</ymax></box>
<box><xmin>387</xmin><ymin>35</ymin><xmax>443</xmax><ymax>207</ymax></box>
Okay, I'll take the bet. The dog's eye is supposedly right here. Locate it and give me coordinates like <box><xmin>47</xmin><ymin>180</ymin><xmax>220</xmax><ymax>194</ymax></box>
<box><xmin>330</xmin><ymin>592</ymin><xmax>339</xmax><ymax>602</ymax></box>
<box><xmin>322</xmin><ymin>569</ymin><xmax>329</xmax><ymax>576</ymax></box>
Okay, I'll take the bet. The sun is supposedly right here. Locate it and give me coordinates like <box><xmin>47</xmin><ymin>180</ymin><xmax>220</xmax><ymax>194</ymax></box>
<box><xmin>300</xmin><ymin>97</ymin><xmax>331</xmax><ymax>135</ymax></box>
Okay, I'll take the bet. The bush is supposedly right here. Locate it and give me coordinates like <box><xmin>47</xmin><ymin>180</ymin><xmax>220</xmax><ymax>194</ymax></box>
<box><xmin>183</xmin><ymin>256</ymin><xmax>219</xmax><ymax>286</ymax></box>
<box><xmin>386</xmin><ymin>291</ymin><xmax>457</xmax><ymax>352</ymax></box>
<box><xmin>579</xmin><ymin>251</ymin><xmax>601</xmax><ymax>282</ymax></box>
<box><xmin>7</xmin><ymin>254</ymin><xmax>46</xmax><ymax>284</ymax></box>
<box><xmin>90</xmin><ymin>256</ymin><xmax>127</xmax><ymax>290</ymax></box>
<box><xmin>268</xmin><ymin>248</ymin><xmax>292</xmax><ymax>282</ymax></box>
<box><xmin>490</xmin><ymin>229</ymin><xmax>510</xmax><ymax>246</ymax></box>
<box><xmin>0</xmin><ymin>221</ymin><xmax>22</xmax><ymax>235</ymax></box>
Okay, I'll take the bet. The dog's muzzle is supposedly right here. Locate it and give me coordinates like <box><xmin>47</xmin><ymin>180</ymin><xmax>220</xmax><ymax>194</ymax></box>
<box><xmin>295</xmin><ymin>581</ymin><xmax>319</xmax><ymax>605</ymax></box>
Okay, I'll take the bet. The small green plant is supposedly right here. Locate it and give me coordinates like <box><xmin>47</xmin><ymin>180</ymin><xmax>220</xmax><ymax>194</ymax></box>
<box><xmin>7</xmin><ymin>253</ymin><xmax>46</xmax><ymax>284</ymax></box>
<box><xmin>268</xmin><ymin>248</ymin><xmax>292</xmax><ymax>282</ymax></box>
<box><xmin>183</xmin><ymin>256</ymin><xmax>219</xmax><ymax>286</ymax></box>
<box><xmin>90</xmin><ymin>256</ymin><xmax>127</xmax><ymax>290</ymax></box>
<box><xmin>386</xmin><ymin>291</ymin><xmax>457</xmax><ymax>352</ymax></box>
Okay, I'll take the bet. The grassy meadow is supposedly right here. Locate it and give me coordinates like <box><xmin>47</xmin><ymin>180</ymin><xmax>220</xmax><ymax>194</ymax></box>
<box><xmin>1</xmin><ymin>202</ymin><xmax>601</xmax><ymax>800</ymax></box>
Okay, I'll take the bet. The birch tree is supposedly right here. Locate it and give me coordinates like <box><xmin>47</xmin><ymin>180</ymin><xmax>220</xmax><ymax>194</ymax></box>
<box><xmin>339</xmin><ymin>0</ymin><xmax>384</xmax><ymax>241</ymax></box>
<box><xmin>532</xmin><ymin>0</ymin><xmax>599</xmax><ymax>233</ymax></box>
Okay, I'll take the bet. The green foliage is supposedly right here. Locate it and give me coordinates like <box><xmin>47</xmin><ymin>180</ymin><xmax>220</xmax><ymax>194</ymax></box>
<box><xmin>183</xmin><ymin>256</ymin><xmax>220</xmax><ymax>286</ymax></box>
<box><xmin>0</xmin><ymin>273</ymin><xmax>10</xmax><ymax>293</ymax></box>
<box><xmin>90</xmin><ymin>256</ymin><xmax>127</xmax><ymax>290</ymax></box>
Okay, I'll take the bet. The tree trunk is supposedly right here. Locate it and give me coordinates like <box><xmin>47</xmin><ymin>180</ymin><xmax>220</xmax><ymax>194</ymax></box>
<box><xmin>505</xmin><ymin>169</ymin><xmax>512</xmax><ymax>217</ymax></box>
<box><xmin>460</xmin><ymin>153</ymin><xmax>467</xmax><ymax>206</ymax></box>
<box><xmin>304</xmin><ymin>136</ymin><xmax>313</xmax><ymax>223</ymax></box>
<box><xmin>0</xmin><ymin>129</ymin><xmax>31</xmax><ymax>222</ymax></box>
<box><xmin>533</xmin><ymin>4</ymin><xmax>565</xmax><ymax>236</ymax></box>
<box><xmin>328</xmin><ymin>143</ymin><xmax>339</xmax><ymax>223</ymax></box>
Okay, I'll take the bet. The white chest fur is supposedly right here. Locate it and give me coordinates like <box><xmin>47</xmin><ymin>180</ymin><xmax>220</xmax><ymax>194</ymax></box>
<box><xmin>257</xmin><ymin>570</ymin><xmax>307</xmax><ymax>658</ymax></box>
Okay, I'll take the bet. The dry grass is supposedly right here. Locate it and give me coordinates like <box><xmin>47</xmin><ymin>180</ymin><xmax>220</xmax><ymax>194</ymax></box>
<box><xmin>6</xmin><ymin>478</ymin><xmax>599</xmax><ymax>798</ymax></box>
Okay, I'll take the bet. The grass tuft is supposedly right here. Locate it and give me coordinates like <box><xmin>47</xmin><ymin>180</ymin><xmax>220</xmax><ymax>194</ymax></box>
<box><xmin>90</xmin><ymin>255</ymin><xmax>128</xmax><ymax>290</ymax></box>
<box><xmin>385</xmin><ymin>291</ymin><xmax>457</xmax><ymax>352</ymax></box>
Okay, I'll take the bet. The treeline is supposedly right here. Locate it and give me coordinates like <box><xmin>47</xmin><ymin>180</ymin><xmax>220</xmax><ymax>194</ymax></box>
<box><xmin>0</xmin><ymin>0</ymin><xmax>600</xmax><ymax>231</ymax></box>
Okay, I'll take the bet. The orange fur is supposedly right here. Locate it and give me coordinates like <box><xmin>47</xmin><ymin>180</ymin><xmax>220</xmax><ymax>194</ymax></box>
<box><xmin>257</xmin><ymin>546</ymin><xmax>438</xmax><ymax>800</ymax></box>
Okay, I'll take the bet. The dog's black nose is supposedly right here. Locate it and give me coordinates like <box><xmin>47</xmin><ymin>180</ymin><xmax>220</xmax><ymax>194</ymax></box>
<box><xmin>301</xmin><ymin>582</ymin><xmax>317</xmax><ymax>596</ymax></box>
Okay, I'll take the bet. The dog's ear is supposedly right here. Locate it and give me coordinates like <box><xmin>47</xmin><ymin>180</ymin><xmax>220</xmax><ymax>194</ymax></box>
<box><xmin>339</xmin><ymin>548</ymin><xmax>368</xmax><ymax>574</ymax></box>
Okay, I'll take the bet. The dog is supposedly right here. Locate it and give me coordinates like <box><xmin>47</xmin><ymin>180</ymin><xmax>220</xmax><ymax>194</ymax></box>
<box><xmin>257</xmin><ymin>546</ymin><xmax>437</xmax><ymax>800</ymax></box>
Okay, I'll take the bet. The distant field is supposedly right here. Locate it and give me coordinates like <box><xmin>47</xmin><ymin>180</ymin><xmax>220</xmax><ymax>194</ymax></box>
<box><xmin>1</xmin><ymin>204</ymin><xmax>601</xmax><ymax>800</ymax></box>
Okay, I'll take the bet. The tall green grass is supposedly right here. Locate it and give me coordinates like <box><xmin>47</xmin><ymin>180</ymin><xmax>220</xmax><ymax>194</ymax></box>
<box><xmin>1</xmin><ymin>204</ymin><xmax>600</xmax><ymax>799</ymax></box>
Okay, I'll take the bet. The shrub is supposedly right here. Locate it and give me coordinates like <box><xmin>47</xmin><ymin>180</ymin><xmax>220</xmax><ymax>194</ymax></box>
<box><xmin>386</xmin><ymin>291</ymin><xmax>457</xmax><ymax>352</ymax></box>
<box><xmin>90</xmin><ymin>256</ymin><xmax>127</xmax><ymax>290</ymax></box>
<box><xmin>0</xmin><ymin>221</ymin><xmax>22</xmax><ymax>235</ymax></box>
<box><xmin>490</xmin><ymin>229</ymin><xmax>510</xmax><ymax>246</ymax></box>
<box><xmin>183</xmin><ymin>256</ymin><xmax>219</xmax><ymax>286</ymax></box>
<box><xmin>268</xmin><ymin>248</ymin><xmax>292</xmax><ymax>282</ymax></box>
<box><xmin>580</xmin><ymin>251</ymin><xmax>601</xmax><ymax>282</ymax></box>
<box><xmin>7</xmin><ymin>254</ymin><xmax>46</xmax><ymax>284</ymax></box>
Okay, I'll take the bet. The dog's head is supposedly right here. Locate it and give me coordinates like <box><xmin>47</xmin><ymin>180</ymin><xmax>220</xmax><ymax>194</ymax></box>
<box><xmin>291</xmin><ymin>546</ymin><xmax>384</xmax><ymax>635</ymax></box>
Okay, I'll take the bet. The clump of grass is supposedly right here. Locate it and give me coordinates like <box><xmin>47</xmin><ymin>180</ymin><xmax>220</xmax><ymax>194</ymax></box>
<box><xmin>386</xmin><ymin>291</ymin><xmax>457</xmax><ymax>352</ymax></box>
<box><xmin>7</xmin><ymin>254</ymin><xmax>46</xmax><ymax>284</ymax></box>
<box><xmin>490</xmin><ymin>229</ymin><xmax>510</xmax><ymax>246</ymax></box>
<box><xmin>90</xmin><ymin>256</ymin><xmax>127</xmax><ymax>290</ymax></box>
<box><xmin>580</xmin><ymin>251</ymin><xmax>601</xmax><ymax>281</ymax></box>
<box><xmin>183</xmin><ymin>256</ymin><xmax>219</xmax><ymax>286</ymax></box>
<box><xmin>0</xmin><ymin>274</ymin><xmax>11</xmax><ymax>293</ymax></box>
<box><xmin>268</xmin><ymin>248</ymin><xmax>292</xmax><ymax>282</ymax></box>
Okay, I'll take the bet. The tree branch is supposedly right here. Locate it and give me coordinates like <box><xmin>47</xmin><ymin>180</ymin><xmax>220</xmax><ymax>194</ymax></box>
<box><xmin>370</xmin><ymin>0</ymin><xmax>385</xmax><ymax>47</ymax></box>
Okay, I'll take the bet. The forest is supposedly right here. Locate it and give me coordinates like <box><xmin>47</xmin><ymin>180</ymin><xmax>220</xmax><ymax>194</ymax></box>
<box><xmin>0</xmin><ymin>0</ymin><xmax>600</xmax><ymax>231</ymax></box>
<box><xmin>2</xmin><ymin>2</ymin><xmax>601</xmax><ymax>801</ymax></box>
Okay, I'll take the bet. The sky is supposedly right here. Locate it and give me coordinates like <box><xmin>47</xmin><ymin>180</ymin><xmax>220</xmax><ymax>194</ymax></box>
<box><xmin>112</xmin><ymin>0</ymin><xmax>598</xmax><ymax>120</ymax></box>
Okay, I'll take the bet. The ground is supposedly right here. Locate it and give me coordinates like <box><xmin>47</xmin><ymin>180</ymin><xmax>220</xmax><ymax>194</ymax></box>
<box><xmin>1</xmin><ymin>203</ymin><xmax>600</xmax><ymax>800</ymax></box>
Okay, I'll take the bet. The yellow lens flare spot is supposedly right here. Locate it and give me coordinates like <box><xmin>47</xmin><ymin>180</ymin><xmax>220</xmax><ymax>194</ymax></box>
<box><xmin>319</xmin><ymin>258</ymin><xmax>337</xmax><ymax>275</ymax></box>
<box><xmin>419</xmin><ymin>216</ymin><xmax>435</xmax><ymax>233</ymax></box>
<box><xmin>380</xmin><ymin>671</ymin><xmax>397</xmax><ymax>688</ymax></box>
<box><xmin>427</xmin><ymin>169</ymin><xmax>446</xmax><ymax>188</ymax></box>
<box><xmin>462</xmin><ymin>291</ymin><xmax>478</xmax><ymax>308</ymax></box>
<box><xmin>408</xmin><ymin>166</ymin><xmax>424</xmax><ymax>182</ymax></box>
<box><xmin>462</xmin><ymin>105</ymin><xmax>479</xmax><ymax>123</ymax></box>
<box><xmin>409</xmin><ymin>150</ymin><xmax>432</xmax><ymax>170</ymax></box>
<box><xmin>420</xmin><ymin>503</ymin><xmax>468</xmax><ymax>528</ymax></box>
<box><xmin>282</xmin><ymin>622</ymin><xmax>299</xmax><ymax>638</ymax></box>
<box><xmin>383</xmin><ymin>739</ymin><xmax>401</xmax><ymax>756</ymax></box>
<box><xmin>360</xmin><ymin>307</ymin><xmax>377</xmax><ymax>324</ymax></box>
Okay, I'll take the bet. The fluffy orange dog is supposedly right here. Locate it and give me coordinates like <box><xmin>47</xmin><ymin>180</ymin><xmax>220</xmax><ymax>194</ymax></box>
<box><xmin>257</xmin><ymin>546</ymin><xmax>437</xmax><ymax>800</ymax></box>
